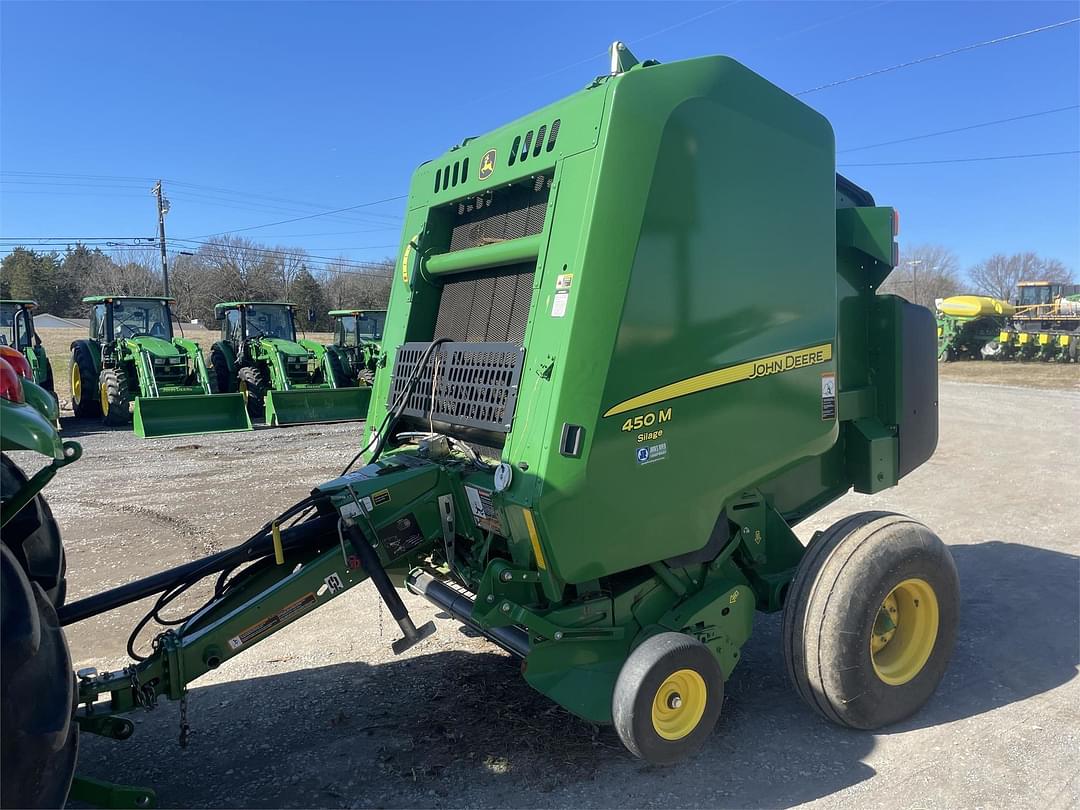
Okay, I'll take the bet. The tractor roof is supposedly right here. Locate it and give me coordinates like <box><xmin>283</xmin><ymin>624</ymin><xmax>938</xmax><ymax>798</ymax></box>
<box><xmin>82</xmin><ymin>295</ymin><xmax>175</xmax><ymax>304</ymax></box>
<box><xmin>328</xmin><ymin>309</ymin><xmax>387</xmax><ymax>316</ymax></box>
<box><xmin>0</xmin><ymin>299</ymin><xmax>36</xmax><ymax>307</ymax></box>
<box><xmin>215</xmin><ymin>301</ymin><xmax>297</xmax><ymax>310</ymax></box>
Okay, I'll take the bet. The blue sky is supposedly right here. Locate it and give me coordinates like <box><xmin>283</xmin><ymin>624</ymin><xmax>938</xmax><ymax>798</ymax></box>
<box><xmin>1</xmin><ymin>1</ymin><xmax>1077</xmax><ymax>276</ymax></box>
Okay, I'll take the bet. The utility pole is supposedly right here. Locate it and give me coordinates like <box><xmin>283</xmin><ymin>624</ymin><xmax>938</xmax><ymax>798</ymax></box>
<box><xmin>152</xmin><ymin>180</ymin><xmax>171</xmax><ymax>297</ymax></box>
<box><xmin>906</xmin><ymin>259</ymin><xmax>923</xmax><ymax>306</ymax></box>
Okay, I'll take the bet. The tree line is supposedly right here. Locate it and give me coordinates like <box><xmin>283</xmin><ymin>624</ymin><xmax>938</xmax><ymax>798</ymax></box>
<box><xmin>2</xmin><ymin>239</ymin><xmax>1073</xmax><ymax>327</ymax></box>
<box><xmin>876</xmin><ymin>246</ymin><xmax>1072</xmax><ymax>309</ymax></box>
<box><xmin>0</xmin><ymin>237</ymin><xmax>393</xmax><ymax>331</ymax></box>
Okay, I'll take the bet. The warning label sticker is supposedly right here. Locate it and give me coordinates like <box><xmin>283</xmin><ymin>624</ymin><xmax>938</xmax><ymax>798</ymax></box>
<box><xmin>378</xmin><ymin>513</ymin><xmax>425</xmax><ymax>559</ymax></box>
<box><xmin>821</xmin><ymin>372</ymin><xmax>837</xmax><ymax>420</ymax></box>
<box><xmin>228</xmin><ymin>592</ymin><xmax>318</xmax><ymax>650</ymax></box>
<box><xmin>551</xmin><ymin>290</ymin><xmax>569</xmax><ymax>318</ymax></box>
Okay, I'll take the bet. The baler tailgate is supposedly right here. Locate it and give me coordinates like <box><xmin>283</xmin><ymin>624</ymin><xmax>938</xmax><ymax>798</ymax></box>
<box><xmin>133</xmin><ymin>393</ymin><xmax>253</xmax><ymax>438</ymax></box>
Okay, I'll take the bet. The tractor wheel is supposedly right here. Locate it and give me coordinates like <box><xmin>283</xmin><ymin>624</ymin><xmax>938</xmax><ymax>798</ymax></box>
<box><xmin>237</xmin><ymin>365</ymin><xmax>267</xmax><ymax>419</ymax></box>
<box><xmin>210</xmin><ymin>349</ymin><xmax>232</xmax><ymax>394</ymax></box>
<box><xmin>99</xmin><ymin>367</ymin><xmax>130</xmax><ymax>427</ymax></box>
<box><xmin>358</xmin><ymin>367</ymin><xmax>376</xmax><ymax>386</ymax></box>
<box><xmin>782</xmin><ymin>511</ymin><xmax>959</xmax><ymax>730</ymax></box>
<box><xmin>612</xmin><ymin>631</ymin><xmax>724</xmax><ymax>765</ymax></box>
<box><xmin>69</xmin><ymin>345</ymin><xmax>100</xmax><ymax>418</ymax></box>
<box><xmin>0</xmin><ymin>544</ymin><xmax>78</xmax><ymax>809</ymax></box>
<box><xmin>0</xmin><ymin>454</ymin><xmax>67</xmax><ymax>608</ymax></box>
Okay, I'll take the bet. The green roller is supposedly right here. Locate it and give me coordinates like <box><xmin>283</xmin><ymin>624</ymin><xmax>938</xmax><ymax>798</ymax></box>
<box><xmin>69</xmin><ymin>296</ymin><xmax>252</xmax><ymax>438</ymax></box>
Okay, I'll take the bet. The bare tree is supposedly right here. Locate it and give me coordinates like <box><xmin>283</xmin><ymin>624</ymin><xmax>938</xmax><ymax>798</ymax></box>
<box><xmin>968</xmin><ymin>252</ymin><xmax>1075</xmax><ymax>301</ymax></box>
<box><xmin>880</xmin><ymin>244</ymin><xmax>962</xmax><ymax>308</ymax></box>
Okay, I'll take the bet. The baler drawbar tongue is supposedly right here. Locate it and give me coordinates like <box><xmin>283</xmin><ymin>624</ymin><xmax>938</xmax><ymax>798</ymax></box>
<box><xmin>133</xmin><ymin>392</ymin><xmax>253</xmax><ymax>438</ymax></box>
<box><xmin>263</xmin><ymin>386</ymin><xmax>370</xmax><ymax>427</ymax></box>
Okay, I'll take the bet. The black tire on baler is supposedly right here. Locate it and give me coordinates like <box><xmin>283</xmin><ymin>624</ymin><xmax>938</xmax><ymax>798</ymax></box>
<box><xmin>0</xmin><ymin>544</ymin><xmax>78</xmax><ymax>809</ymax></box>
<box><xmin>612</xmin><ymin>631</ymin><xmax>724</xmax><ymax>765</ymax></box>
<box><xmin>782</xmin><ymin>511</ymin><xmax>959</xmax><ymax>730</ymax></box>
<box><xmin>0</xmin><ymin>454</ymin><xmax>67</xmax><ymax>608</ymax></box>
<box><xmin>100</xmin><ymin>366</ymin><xmax>130</xmax><ymax>427</ymax></box>
<box><xmin>237</xmin><ymin>365</ymin><xmax>267</xmax><ymax>418</ymax></box>
<box><xmin>70</xmin><ymin>344</ymin><xmax>101</xmax><ymax>418</ymax></box>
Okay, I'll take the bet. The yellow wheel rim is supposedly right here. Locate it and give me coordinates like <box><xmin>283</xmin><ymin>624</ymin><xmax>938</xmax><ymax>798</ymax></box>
<box><xmin>651</xmin><ymin>668</ymin><xmax>707</xmax><ymax>740</ymax></box>
<box><xmin>99</xmin><ymin>382</ymin><xmax>109</xmax><ymax>416</ymax></box>
<box><xmin>71</xmin><ymin>362</ymin><xmax>82</xmax><ymax>403</ymax></box>
<box><xmin>871</xmin><ymin>578</ymin><xmax>939</xmax><ymax>686</ymax></box>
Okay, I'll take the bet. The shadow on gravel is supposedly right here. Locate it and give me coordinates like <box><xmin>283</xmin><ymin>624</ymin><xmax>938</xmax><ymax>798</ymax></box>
<box><xmin>75</xmin><ymin>541</ymin><xmax>1077</xmax><ymax>809</ymax></box>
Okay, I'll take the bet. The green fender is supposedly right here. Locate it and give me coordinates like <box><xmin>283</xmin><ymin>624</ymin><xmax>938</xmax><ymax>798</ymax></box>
<box><xmin>24</xmin><ymin>345</ymin><xmax>51</xmax><ymax>388</ymax></box>
<box><xmin>1</xmin><ymin>397</ymin><xmax>64</xmax><ymax>459</ymax></box>
<box><xmin>20</xmin><ymin>377</ymin><xmax>59</xmax><ymax>425</ymax></box>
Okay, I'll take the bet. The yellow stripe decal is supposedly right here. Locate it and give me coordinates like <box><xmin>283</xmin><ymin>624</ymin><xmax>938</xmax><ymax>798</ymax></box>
<box><xmin>603</xmin><ymin>343</ymin><xmax>833</xmax><ymax>418</ymax></box>
<box><xmin>522</xmin><ymin>508</ymin><xmax>547</xmax><ymax>570</ymax></box>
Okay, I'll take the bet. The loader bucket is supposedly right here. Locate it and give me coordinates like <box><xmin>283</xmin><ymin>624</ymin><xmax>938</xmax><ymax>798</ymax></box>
<box><xmin>264</xmin><ymin>386</ymin><xmax>370</xmax><ymax>427</ymax></box>
<box><xmin>133</xmin><ymin>393</ymin><xmax>253</xmax><ymax>438</ymax></box>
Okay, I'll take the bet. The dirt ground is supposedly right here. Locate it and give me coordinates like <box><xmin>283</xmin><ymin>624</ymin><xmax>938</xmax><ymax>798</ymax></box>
<box><xmin>7</xmin><ymin>378</ymin><xmax>1078</xmax><ymax>809</ymax></box>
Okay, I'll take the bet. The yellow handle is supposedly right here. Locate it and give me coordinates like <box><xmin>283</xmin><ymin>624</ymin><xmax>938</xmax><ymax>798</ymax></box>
<box><xmin>272</xmin><ymin>522</ymin><xmax>284</xmax><ymax>565</ymax></box>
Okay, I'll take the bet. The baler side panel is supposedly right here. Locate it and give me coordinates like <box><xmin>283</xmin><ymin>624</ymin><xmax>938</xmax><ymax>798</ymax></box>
<box><xmin>540</xmin><ymin>58</ymin><xmax>838</xmax><ymax>583</ymax></box>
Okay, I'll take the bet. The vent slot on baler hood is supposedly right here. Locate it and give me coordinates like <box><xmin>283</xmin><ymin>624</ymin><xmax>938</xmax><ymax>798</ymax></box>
<box><xmin>448</xmin><ymin>174</ymin><xmax>552</xmax><ymax>252</ymax></box>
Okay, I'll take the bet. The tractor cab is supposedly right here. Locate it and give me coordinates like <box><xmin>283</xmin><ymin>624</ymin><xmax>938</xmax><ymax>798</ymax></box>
<box><xmin>0</xmin><ymin>300</ymin><xmax>38</xmax><ymax>351</ymax></box>
<box><xmin>1016</xmin><ymin>282</ymin><xmax>1080</xmax><ymax>319</ymax></box>
<box><xmin>87</xmin><ymin>296</ymin><xmax>174</xmax><ymax>342</ymax></box>
<box><xmin>331</xmin><ymin>309</ymin><xmax>386</xmax><ymax>348</ymax></box>
<box><xmin>0</xmin><ymin>300</ymin><xmax>54</xmax><ymax>394</ymax></box>
<box><xmin>216</xmin><ymin>302</ymin><xmax>299</xmax><ymax>350</ymax></box>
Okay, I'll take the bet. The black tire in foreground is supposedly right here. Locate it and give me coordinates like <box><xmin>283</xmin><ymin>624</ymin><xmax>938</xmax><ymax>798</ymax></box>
<box><xmin>99</xmin><ymin>366</ymin><xmax>130</xmax><ymax>427</ymax></box>
<box><xmin>782</xmin><ymin>511</ymin><xmax>959</xmax><ymax>730</ymax></box>
<box><xmin>69</xmin><ymin>344</ymin><xmax>100</xmax><ymax>419</ymax></box>
<box><xmin>612</xmin><ymin>631</ymin><xmax>725</xmax><ymax>765</ymax></box>
<box><xmin>0</xmin><ymin>454</ymin><xmax>67</xmax><ymax>608</ymax></box>
<box><xmin>237</xmin><ymin>365</ymin><xmax>267</xmax><ymax>419</ymax></box>
<box><xmin>0</xmin><ymin>544</ymin><xmax>78</xmax><ymax>809</ymax></box>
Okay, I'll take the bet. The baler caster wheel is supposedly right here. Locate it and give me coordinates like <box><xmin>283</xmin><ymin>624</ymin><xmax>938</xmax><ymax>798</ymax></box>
<box><xmin>782</xmin><ymin>511</ymin><xmax>959</xmax><ymax>730</ymax></box>
<box><xmin>612</xmin><ymin>631</ymin><xmax>724</xmax><ymax>765</ymax></box>
<box><xmin>1</xmin><ymin>545</ymin><xmax>78</xmax><ymax>809</ymax></box>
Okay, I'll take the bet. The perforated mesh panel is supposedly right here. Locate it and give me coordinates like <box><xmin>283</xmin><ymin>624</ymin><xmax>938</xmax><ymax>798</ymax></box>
<box><xmin>449</xmin><ymin>175</ymin><xmax>551</xmax><ymax>252</ymax></box>
<box><xmin>433</xmin><ymin>263</ymin><xmax>534</xmax><ymax>344</ymax></box>
<box><xmin>389</xmin><ymin>342</ymin><xmax>525</xmax><ymax>433</ymax></box>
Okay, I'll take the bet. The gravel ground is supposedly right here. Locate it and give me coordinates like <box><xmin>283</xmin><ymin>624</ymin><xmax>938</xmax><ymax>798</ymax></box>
<box><xmin>9</xmin><ymin>379</ymin><xmax>1078</xmax><ymax>809</ymax></box>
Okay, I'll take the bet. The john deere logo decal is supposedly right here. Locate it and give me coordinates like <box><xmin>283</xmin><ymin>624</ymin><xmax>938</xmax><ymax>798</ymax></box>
<box><xmin>478</xmin><ymin>149</ymin><xmax>496</xmax><ymax>181</ymax></box>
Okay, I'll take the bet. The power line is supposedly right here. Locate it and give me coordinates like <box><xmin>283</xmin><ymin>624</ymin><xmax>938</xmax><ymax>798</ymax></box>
<box><xmin>193</xmin><ymin>193</ymin><xmax>408</xmax><ymax>239</ymax></box>
<box><xmin>839</xmin><ymin>150</ymin><xmax>1080</xmax><ymax>167</ymax></box>
<box><xmin>796</xmin><ymin>17</ymin><xmax>1080</xmax><ymax>96</ymax></box>
<box><xmin>839</xmin><ymin>105</ymin><xmax>1080</xmax><ymax>153</ymax></box>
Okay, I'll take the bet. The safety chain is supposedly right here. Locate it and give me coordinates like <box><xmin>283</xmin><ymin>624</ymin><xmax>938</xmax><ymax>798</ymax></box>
<box><xmin>178</xmin><ymin>689</ymin><xmax>190</xmax><ymax>748</ymax></box>
<box><xmin>126</xmin><ymin>666</ymin><xmax>157</xmax><ymax>711</ymax></box>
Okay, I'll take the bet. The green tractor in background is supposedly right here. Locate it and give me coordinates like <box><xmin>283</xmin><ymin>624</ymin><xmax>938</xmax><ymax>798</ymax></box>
<box><xmin>69</xmin><ymin>296</ymin><xmax>252</xmax><ymax>438</ymax></box>
<box><xmin>325</xmin><ymin>308</ymin><xmax>386</xmax><ymax>387</ymax></box>
<box><xmin>209</xmin><ymin>302</ymin><xmax>369</xmax><ymax>426</ymax></box>
<box><xmin>0</xmin><ymin>300</ymin><xmax>55</xmax><ymax>397</ymax></box>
